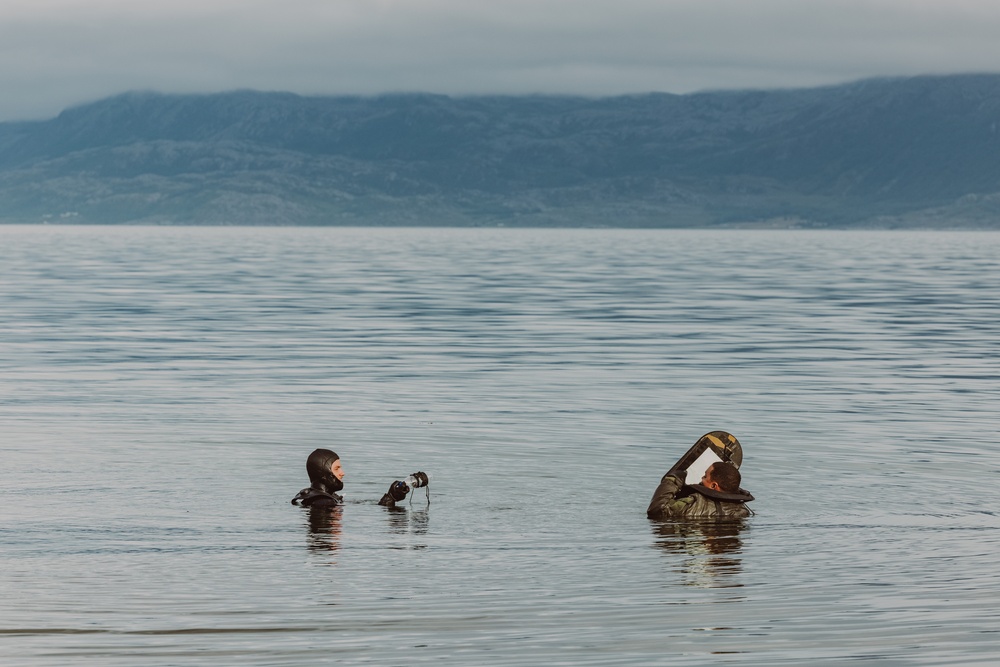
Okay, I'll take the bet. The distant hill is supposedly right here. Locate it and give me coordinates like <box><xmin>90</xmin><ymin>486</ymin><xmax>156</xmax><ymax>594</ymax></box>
<box><xmin>2</xmin><ymin>75</ymin><xmax>1000</xmax><ymax>227</ymax></box>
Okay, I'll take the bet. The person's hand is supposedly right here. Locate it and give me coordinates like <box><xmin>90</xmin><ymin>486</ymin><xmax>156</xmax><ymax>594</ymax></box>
<box><xmin>387</xmin><ymin>480</ymin><xmax>410</xmax><ymax>502</ymax></box>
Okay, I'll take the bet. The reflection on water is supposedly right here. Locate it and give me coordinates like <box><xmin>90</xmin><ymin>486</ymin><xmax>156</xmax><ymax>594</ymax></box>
<box><xmin>305</xmin><ymin>502</ymin><xmax>432</xmax><ymax>562</ymax></box>
<box><xmin>384</xmin><ymin>505</ymin><xmax>429</xmax><ymax>549</ymax></box>
<box><xmin>305</xmin><ymin>506</ymin><xmax>343</xmax><ymax>563</ymax></box>
<box><xmin>651</xmin><ymin>519</ymin><xmax>746</xmax><ymax>589</ymax></box>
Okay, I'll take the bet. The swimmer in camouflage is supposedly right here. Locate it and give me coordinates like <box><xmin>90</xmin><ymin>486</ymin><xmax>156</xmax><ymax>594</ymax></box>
<box><xmin>646</xmin><ymin>432</ymin><xmax>754</xmax><ymax>520</ymax></box>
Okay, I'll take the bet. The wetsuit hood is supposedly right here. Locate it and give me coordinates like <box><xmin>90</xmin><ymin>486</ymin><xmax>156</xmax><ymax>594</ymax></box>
<box><xmin>306</xmin><ymin>448</ymin><xmax>344</xmax><ymax>494</ymax></box>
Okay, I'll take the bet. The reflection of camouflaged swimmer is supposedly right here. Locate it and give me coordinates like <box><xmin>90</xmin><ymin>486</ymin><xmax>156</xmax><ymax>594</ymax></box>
<box><xmin>652</xmin><ymin>520</ymin><xmax>746</xmax><ymax>588</ymax></box>
<box><xmin>647</xmin><ymin>432</ymin><xmax>754</xmax><ymax>520</ymax></box>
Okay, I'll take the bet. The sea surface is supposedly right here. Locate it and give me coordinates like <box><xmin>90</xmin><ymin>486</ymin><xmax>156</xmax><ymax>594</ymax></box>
<box><xmin>1</xmin><ymin>226</ymin><xmax>998</xmax><ymax>666</ymax></box>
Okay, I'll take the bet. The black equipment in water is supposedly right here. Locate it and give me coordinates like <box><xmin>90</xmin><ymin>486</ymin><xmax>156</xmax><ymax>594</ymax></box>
<box><xmin>378</xmin><ymin>471</ymin><xmax>430</xmax><ymax>506</ymax></box>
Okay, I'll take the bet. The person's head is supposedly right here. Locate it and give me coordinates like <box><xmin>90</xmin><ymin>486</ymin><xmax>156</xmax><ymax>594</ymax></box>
<box><xmin>702</xmin><ymin>462</ymin><xmax>740</xmax><ymax>493</ymax></box>
<box><xmin>306</xmin><ymin>448</ymin><xmax>344</xmax><ymax>491</ymax></box>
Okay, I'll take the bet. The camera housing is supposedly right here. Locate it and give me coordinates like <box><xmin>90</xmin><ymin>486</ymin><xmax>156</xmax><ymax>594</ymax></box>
<box><xmin>404</xmin><ymin>472</ymin><xmax>429</xmax><ymax>489</ymax></box>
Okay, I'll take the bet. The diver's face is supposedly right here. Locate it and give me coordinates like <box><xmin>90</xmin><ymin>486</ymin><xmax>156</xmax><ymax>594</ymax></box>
<box><xmin>330</xmin><ymin>459</ymin><xmax>345</xmax><ymax>481</ymax></box>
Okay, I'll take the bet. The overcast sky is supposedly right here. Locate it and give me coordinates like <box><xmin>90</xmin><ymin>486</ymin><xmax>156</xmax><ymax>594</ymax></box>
<box><xmin>2</xmin><ymin>0</ymin><xmax>1000</xmax><ymax>120</ymax></box>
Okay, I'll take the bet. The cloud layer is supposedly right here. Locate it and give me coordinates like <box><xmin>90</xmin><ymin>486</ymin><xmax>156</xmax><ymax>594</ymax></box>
<box><xmin>3</xmin><ymin>0</ymin><xmax>1000</xmax><ymax>120</ymax></box>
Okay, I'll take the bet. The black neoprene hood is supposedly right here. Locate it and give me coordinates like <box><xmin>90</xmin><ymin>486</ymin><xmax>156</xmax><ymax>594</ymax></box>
<box><xmin>306</xmin><ymin>448</ymin><xmax>342</xmax><ymax>491</ymax></box>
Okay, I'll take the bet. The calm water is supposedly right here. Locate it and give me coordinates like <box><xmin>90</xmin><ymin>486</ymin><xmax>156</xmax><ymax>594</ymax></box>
<box><xmin>1</xmin><ymin>226</ymin><xmax>998</xmax><ymax>666</ymax></box>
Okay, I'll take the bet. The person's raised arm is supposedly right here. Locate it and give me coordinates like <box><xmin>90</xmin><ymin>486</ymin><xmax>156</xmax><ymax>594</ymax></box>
<box><xmin>646</xmin><ymin>469</ymin><xmax>688</xmax><ymax>519</ymax></box>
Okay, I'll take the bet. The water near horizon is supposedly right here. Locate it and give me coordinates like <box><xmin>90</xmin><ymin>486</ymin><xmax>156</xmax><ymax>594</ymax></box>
<box><xmin>1</xmin><ymin>226</ymin><xmax>998</xmax><ymax>666</ymax></box>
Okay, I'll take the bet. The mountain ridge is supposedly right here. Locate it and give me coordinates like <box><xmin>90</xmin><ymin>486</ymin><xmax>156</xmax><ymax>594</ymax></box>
<box><xmin>2</xmin><ymin>74</ymin><xmax>999</xmax><ymax>227</ymax></box>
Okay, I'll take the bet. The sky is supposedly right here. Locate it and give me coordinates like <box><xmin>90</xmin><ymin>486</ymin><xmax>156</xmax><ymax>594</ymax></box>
<box><xmin>2</xmin><ymin>0</ymin><xmax>1000</xmax><ymax>120</ymax></box>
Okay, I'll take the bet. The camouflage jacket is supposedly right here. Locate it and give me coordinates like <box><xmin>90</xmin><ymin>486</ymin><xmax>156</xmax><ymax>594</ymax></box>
<box><xmin>646</xmin><ymin>472</ymin><xmax>754</xmax><ymax>520</ymax></box>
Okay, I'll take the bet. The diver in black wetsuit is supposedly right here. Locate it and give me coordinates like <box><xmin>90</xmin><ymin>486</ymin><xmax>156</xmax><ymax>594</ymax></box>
<box><xmin>291</xmin><ymin>448</ymin><xmax>345</xmax><ymax>508</ymax></box>
<box><xmin>291</xmin><ymin>448</ymin><xmax>427</xmax><ymax>508</ymax></box>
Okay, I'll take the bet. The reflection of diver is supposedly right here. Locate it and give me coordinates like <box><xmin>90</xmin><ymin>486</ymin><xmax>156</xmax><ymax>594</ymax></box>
<box><xmin>651</xmin><ymin>519</ymin><xmax>746</xmax><ymax>588</ymax></box>
<box><xmin>306</xmin><ymin>506</ymin><xmax>343</xmax><ymax>557</ymax></box>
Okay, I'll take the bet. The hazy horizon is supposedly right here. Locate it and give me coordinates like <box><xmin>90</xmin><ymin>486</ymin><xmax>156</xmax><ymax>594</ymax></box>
<box><xmin>7</xmin><ymin>71</ymin><xmax>999</xmax><ymax>126</ymax></box>
<box><xmin>4</xmin><ymin>1</ymin><xmax>1000</xmax><ymax>121</ymax></box>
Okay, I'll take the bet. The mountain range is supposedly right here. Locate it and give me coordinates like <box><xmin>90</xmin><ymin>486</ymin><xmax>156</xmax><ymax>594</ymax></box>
<box><xmin>2</xmin><ymin>74</ymin><xmax>1000</xmax><ymax>227</ymax></box>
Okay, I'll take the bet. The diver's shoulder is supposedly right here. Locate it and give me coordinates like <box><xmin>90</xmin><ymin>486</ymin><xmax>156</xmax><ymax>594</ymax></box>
<box><xmin>292</xmin><ymin>486</ymin><xmax>342</xmax><ymax>507</ymax></box>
